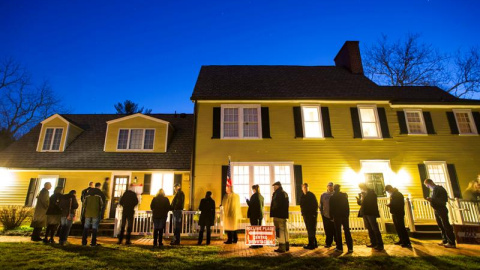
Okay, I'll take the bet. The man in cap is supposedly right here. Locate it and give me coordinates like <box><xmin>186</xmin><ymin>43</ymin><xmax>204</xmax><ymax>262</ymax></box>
<box><xmin>270</xmin><ymin>181</ymin><xmax>290</xmax><ymax>253</ymax></box>
<box><xmin>319</xmin><ymin>182</ymin><xmax>336</xmax><ymax>248</ymax></box>
<box><xmin>300</xmin><ymin>183</ymin><xmax>318</xmax><ymax>249</ymax></box>
<box><xmin>170</xmin><ymin>183</ymin><xmax>185</xmax><ymax>245</ymax></box>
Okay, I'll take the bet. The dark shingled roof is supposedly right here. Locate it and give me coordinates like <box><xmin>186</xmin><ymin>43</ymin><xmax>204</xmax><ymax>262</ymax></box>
<box><xmin>0</xmin><ymin>114</ymin><xmax>193</xmax><ymax>170</ymax></box>
<box><xmin>191</xmin><ymin>65</ymin><xmax>479</xmax><ymax>104</ymax></box>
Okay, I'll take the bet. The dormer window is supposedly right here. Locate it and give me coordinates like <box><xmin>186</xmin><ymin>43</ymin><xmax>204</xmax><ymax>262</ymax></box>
<box><xmin>117</xmin><ymin>129</ymin><xmax>155</xmax><ymax>150</ymax></box>
<box><xmin>42</xmin><ymin>128</ymin><xmax>63</xmax><ymax>151</ymax></box>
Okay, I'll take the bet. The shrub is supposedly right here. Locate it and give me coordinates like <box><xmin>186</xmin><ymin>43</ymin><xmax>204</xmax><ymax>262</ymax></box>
<box><xmin>0</xmin><ymin>206</ymin><xmax>33</xmax><ymax>231</ymax></box>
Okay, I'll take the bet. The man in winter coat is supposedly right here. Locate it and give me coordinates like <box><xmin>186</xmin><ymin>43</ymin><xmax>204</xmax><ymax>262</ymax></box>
<box><xmin>150</xmin><ymin>188</ymin><xmax>170</xmax><ymax>247</ymax></box>
<box><xmin>89</xmin><ymin>182</ymin><xmax>106</xmax><ymax>228</ymax></box>
<box><xmin>300</xmin><ymin>183</ymin><xmax>318</xmax><ymax>250</ymax></box>
<box><xmin>222</xmin><ymin>185</ymin><xmax>242</xmax><ymax>244</ymax></box>
<box><xmin>319</xmin><ymin>182</ymin><xmax>336</xmax><ymax>248</ymax></box>
<box><xmin>246</xmin><ymin>185</ymin><xmax>264</xmax><ymax>248</ymax></box>
<box><xmin>357</xmin><ymin>183</ymin><xmax>384</xmax><ymax>251</ymax></box>
<box><xmin>385</xmin><ymin>185</ymin><xmax>411</xmax><ymax>248</ymax></box>
<box><xmin>30</xmin><ymin>182</ymin><xmax>52</xmax><ymax>241</ymax></box>
<box><xmin>197</xmin><ymin>191</ymin><xmax>216</xmax><ymax>245</ymax></box>
<box><xmin>270</xmin><ymin>181</ymin><xmax>289</xmax><ymax>253</ymax></box>
<box><xmin>82</xmin><ymin>188</ymin><xmax>103</xmax><ymax>246</ymax></box>
<box><xmin>117</xmin><ymin>184</ymin><xmax>139</xmax><ymax>245</ymax></box>
<box><xmin>58</xmin><ymin>190</ymin><xmax>79</xmax><ymax>245</ymax></box>
<box><xmin>330</xmin><ymin>184</ymin><xmax>353</xmax><ymax>253</ymax></box>
<box><xmin>170</xmin><ymin>183</ymin><xmax>185</xmax><ymax>245</ymax></box>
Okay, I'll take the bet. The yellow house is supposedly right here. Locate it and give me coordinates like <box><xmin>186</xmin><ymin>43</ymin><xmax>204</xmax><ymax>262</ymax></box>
<box><xmin>0</xmin><ymin>113</ymin><xmax>193</xmax><ymax>217</ymax></box>
<box><xmin>190</xmin><ymin>41</ymin><xmax>480</xmax><ymax>213</ymax></box>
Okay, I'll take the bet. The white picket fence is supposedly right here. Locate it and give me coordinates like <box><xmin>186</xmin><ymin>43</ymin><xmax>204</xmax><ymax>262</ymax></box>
<box><xmin>113</xmin><ymin>198</ymin><xmax>479</xmax><ymax>237</ymax></box>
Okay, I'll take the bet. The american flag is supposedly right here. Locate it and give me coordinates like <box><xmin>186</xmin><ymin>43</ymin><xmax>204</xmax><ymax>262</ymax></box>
<box><xmin>226</xmin><ymin>157</ymin><xmax>232</xmax><ymax>187</ymax></box>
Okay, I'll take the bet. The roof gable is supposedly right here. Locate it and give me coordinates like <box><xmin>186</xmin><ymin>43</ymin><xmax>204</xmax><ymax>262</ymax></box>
<box><xmin>106</xmin><ymin>113</ymin><xmax>170</xmax><ymax>125</ymax></box>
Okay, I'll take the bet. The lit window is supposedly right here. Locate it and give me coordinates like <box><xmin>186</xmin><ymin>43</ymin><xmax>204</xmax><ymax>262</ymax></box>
<box><xmin>425</xmin><ymin>162</ymin><xmax>452</xmax><ymax>197</ymax></box>
<box><xmin>33</xmin><ymin>176</ymin><xmax>58</xmax><ymax>206</ymax></box>
<box><xmin>150</xmin><ymin>173</ymin><xmax>174</xmax><ymax>196</ymax></box>
<box><xmin>301</xmin><ymin>106</ymin><xmax>323</xmax><ymax>138</ymax></box>
<box><xmin>231</xmin><ymin>163</ymin><xmax>294</xmax><ymax>205</ymax></box>
<box><xmin>42</xmin><ymin>128</ymin><xmax>63</xmax><ymax>151</ymax></box>
<box><xmin>404</xmin><ymin>110</ymin><xmax>426</xmax><ymax>134</ymax></box>
<box><xmin>453</xmin><ymin>110</ymin><xmax>477</xmax><ymax>135</ymax></box>
<box><xmin>358</xmin><ymin>106</ymin><xmax>381</xmax><ymax>138</ymax></box>
<box><xmin>221</xmin><ymin>105</ymin><xmax>261</xmax><ymax>139</ymax></box>
<box><xmin>117</xmin><ymin>129</ymin><xmax>155</xmax><ymax>150</ymax></box>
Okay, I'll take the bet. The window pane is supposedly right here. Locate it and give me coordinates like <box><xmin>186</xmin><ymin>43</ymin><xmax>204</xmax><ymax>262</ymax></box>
<box><xmin>223</xmin><ymin>108</ymin><xmax>239</xmax><ymax>137</ymax></box>
<box><xmin>254</xmin><ymin>166</ymin><xmax>270</xmax><ymax>184</ymax></box>
<box><xmin>426</xmin><ymin>164</ymin><xmax>450</xmax><ymax>196</ymax></box>
<box><xmin>304</xmin><ymin>122</ymin><xmax>321</xmax><ymax>137</ymax></box>
<box><xmin>259</xmin><ymin>184</ymin><xmax>271</xmax><ymax>205</ymax></box>
<box><xmin>456</xmin><ymin>112</ymin><xmax>473</xmax><ymax>133</ymax></box>
<box><xmin>274</xmin><ymin>165</ymin><xmax>292</xmax><ymax>203</ymax></box>
<box><xmin>150</xmin><ymin>173</ymin><xmax>163</xmax><ymax>196</ymax></box>
<box><xmin>302</xmin><ymin>106</ymin><xmax>322</xmax><ymax>138</ymax></box>
<box><xmin>359</xmin><ymin>108</ymin><xmax>376</xmax><ymax>122</ymax></box>
<box><xmin>302</xmin><ymin>107</ymin><xmax>319</xmax><ymax>121</ymax></box>
<box><xmin>163</xmin><ymin>173</ymin><xmax>174</xmax><ymax>196</ymax></box>
<box><xmin>51</xmin><ymin>129</ymin><xmax>63</xmax><ymax>150</ymax></box>
<box><xmin>243</xmin><ymin>108</ymin><xmax>259</xmax><ymax>138</ymax></box>
<box><xmin>144</xmin><ymin>129</ymin><xmax>155</xmax><ymax>149</ymax></box>
<box><xmin>129</xmin><ymin>129</ymin><xmax>143</xmax><ymax>149</ymax></box>
<box><xmin>42</xmin><ymin>129</ymin><xmax>54</xmax><ymax>150</ymax></box>
<box><xmin>117</xmin><ymin>130</ymin><xmax>129</xmax><ymax>149</ymax></box>
<box><xmin>233</xmin><ymin>165</ymin><xmax>250</xmax><ymax>204</ymax></box>
<box><xmin>361</xmin><ymin>123</ymin><xmax>378</xmax><ymax>137</ymax></box>
<box><xmin>406</xmin><ymin>111</ymin><xmax>425</xmax><ymax>134</ymax></box>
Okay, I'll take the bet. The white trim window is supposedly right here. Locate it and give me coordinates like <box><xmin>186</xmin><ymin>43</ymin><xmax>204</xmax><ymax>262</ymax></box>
<box><xmin>42</xmin><ymin>128</ymin><xmax>63</xmax><ymax>151</ymax></box>
<box><xmin>150</xmin><ymin>172</ymin><xmax>174</xmax><ymax>196</ymax></box>
<box><xmin>231</xmin><ymin>162</ymin><xmax>294</xmax><ymax>205</ymax></box>
<box><xmin>221</xmin><ymin>105</ymin><xmax>262</xmax><ymax>139</ymax></box>
<box><xmin>33</xmin><ymin>175</ymin><xmax>59</xmax><ymax>206</ymax></box>
<box><xmin>404</xmin><ymin>109</ymin><xmax>427</xmax><ymax>135</ymax></box>
<box><xmin>453</xmin><ymin>109</ymin><xmax>478</xmax><ymax>135</ymax></box>
<box><xmin>424</xmin><ymin>161</ymin><xmax>452</xmax><ymax>197</ymax></box>
<box><xmin>117</xmin><ymin>129</ymin><xmax>155</xmax><ymax>150</ymax></box>
<box><xmin>358</xmin><ymin>105</ymin><xmax>382</xmax><ymax>139</ymax></box>
<box><xmin>301</xmin><ymin>105</ymin><xmax>323</xmax><ymax>138</ymax></box>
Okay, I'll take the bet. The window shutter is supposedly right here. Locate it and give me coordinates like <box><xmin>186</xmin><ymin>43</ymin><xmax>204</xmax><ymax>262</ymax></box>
<box><xmin>221</xmin><ymin>166</ymin><xmax>228</xmax><ymax>200</ymax></box>
<box><xmin>377</xmin><ymin>107</ymin><xmax>391</xmax><ymax>138</ymax></box>
<box><xmin>417</xmin><ymin>164</ymin><xmax>430</xmax><ymax>199</ymax></box>
<box><xmin>293</xmin><ymin>107</ymin><xmax>303</xmax><ymax>138</ymax></box>
<box><xmin>423</xmin><ymin>111</ymin><xmax>436</xmax><ymax>135</ymax></box>
<box><xmin>294</xmin><ymin>165</ymin><xmax>303</xmax><ymax>205</ymax></box>
<box><xmin>261</xmin><ymin>107</ymin><xmax>271</xmax><ymax>139</ymax></box>
<box><xmin>397</xmin><ymin>111</ymin><xmax>408</xmax><ymax>134</ymax></box>
<box><xmin>446</xmin><ymin>112</ymin><xmax>459</xmax><ymax>134</ymax></box>
<box><xmin>143</xmin><ymin>174</ymin><xmax>152</xmax><ymax>195</ymax></box>
<box><xmin>57</xmin><ymin>178</ymin><xmax>66</xmax><ymax>193</ymax></box>
<box><xmin>321</xmin><ymin>107</ymin><xmax>333</xmax><ymax>138</ymax></box>
<box><xmin>25</xmin><ymin>178</ymin><xmax>39</xmax><ymax>207</ymax></box>
<box><xmin>472</xmin><ymin>112</ymin><xmax>480</xmax><ymax>133</ymax></box>
<box><xmin>174</xmin><ymin>174</ymin><xmax>182</xmax><ymax>187</ymax></box>
<box><xmin>212</xmin><ymin>107</ymin><xmax>221</xmax><ymax>139</ymax></box>
<box><xmin>447</xmin><ymin>164</ymin><xmax>462</xmax><ymax>199</ymax></box>
<box><xmin>350</xmin><ymin>107</ymin><xmax>362</xmax><ymax>138</ymax></box>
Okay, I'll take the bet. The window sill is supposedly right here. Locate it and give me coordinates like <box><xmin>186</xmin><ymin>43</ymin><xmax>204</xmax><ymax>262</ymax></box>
<box><xmin>458</xmin><ymin>133</ymin><xmax>479</xmax><ymax>136</ymax></box>
<box><xmin>407</xmin><ymin>133</ymin><xmax>428</xmax><ymax>136</ymax></box>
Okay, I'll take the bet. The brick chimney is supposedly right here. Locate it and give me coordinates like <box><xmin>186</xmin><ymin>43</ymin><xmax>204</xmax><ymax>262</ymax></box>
<box><xmin>334</xmin><ymin>41</ymin><xmax>364</xmax><ymax>74</ymax></box>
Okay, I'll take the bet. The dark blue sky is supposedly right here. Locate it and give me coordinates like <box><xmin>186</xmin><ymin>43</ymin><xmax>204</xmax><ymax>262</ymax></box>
<box><xmin>1</xmin><ymin>0</ymin><xmax>479</xmax><ymax>114</ymax></box>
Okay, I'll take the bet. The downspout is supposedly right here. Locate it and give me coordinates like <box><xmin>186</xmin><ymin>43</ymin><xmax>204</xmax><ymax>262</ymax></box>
<box><xmin>189</xmin><ymin>100</ymin><xmax>198</xmax><ymax>210</ymax></box>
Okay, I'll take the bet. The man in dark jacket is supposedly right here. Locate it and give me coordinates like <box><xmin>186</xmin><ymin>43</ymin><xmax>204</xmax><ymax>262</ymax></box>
<box><xmin>320</xmin><ymin>182</ymin><xmax>336</xmax><ymax>248</ymax></box>
<box><xmin>424</xmin><ymin>179</ymin><xmax>456</xmax><ymax>248</ymax></box>
<box><xmin>82</xmin><ymin>188</ymin><xmax>103</xmax><ymax>246</ymax></box>
<box><xmin>117</xmin><ymin>184</ymin><xmax>139</xmax><ymax>245</ymax></box>
<box><xmin>150</xmin><ymin>188</ymin><xmax>170</xmax><ymax>247</ymax></box>
<box><xmin>357</xmin><ymin>183</ymin><xmax>384</xmax><ymax>251</ymax></box>
<box><xmin>300</xmin><ymin>183</ymin><xmax>318</xmax><ymax>250</ymax></box>
<box><xmin>385</xmin><ymin>185</ymin><xmax>411</xmax><ymax>248</ymax></box>
<box><xmin>170</xmin><ymin>183</ymin><xmax>185</xmax><ymax>245</ymax></box>
<box><xmin>80</xmin><ymin>181</ymin><xmax>94</xmax><ymax>225</ymax></box>
<box><xmin>329</xmin><ymin>184</ymin><xmax>353</xmax><ymax>253</ymax></box>
<box><xmin>58</xmin><ymin>190</ymin><xmax>79</xmax><ymax>245</ymax></box>
<box><xmin>89</xmin><ymin>182</ymin><xmax>106</xmax><ymax>229</ymax></box>
<box><xmin>197</xmin><ymin>191</ymin><xmax>216</xmax><ymax>245</ymax></box>
<box><xmin>246</xmin><ymin>185</ymin><xmax>264</xmax><ymax>248</ymax></box>
<box><xmin>270</xmin><ymin>181</ymin><xmax>289</xmax><ymax>253</ymax></box>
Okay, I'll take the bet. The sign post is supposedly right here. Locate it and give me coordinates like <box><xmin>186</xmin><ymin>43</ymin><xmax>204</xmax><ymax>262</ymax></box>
<box><xmin>245</xmin><ymin>226</ymin><xmax>276</xmax><ymax>246</ymax></box>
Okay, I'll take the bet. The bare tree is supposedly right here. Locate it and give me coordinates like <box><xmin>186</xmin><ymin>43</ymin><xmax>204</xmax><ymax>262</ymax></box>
<box><xmin>0</xmin><ymin>58</ymin><xmax>64</xmax><ymax>149</ymax></box>
<box><xmin>364</xmin><ymin>34</ymin><xmax>480</xmax><ymax>98</ymax></box>
<box><xmin>114</xmin><ymin>100</ymin><xmax>152</xmax><ymax>115</ymax></box>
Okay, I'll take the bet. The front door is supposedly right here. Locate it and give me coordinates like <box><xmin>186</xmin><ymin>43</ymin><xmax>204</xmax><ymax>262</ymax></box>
<box><xmin>110</xmin><ymin>175</ymin><xmax>129</xmax><ymax>218</ymax></box>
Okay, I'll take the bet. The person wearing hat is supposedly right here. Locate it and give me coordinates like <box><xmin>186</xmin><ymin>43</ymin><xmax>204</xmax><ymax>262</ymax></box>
<box><xmin>270</xmin><ymin>181</ymin><xmax>290</xmax><ymax>253</ymax></box>
<box><xmin>170</xmin><ymin>183</ymin><xmax>185</xmax><ymax>245</ymax></box>
<box><xmin>385</xmin><ymin>185</ymin><xmax>411</xmax><ymax>248</ymax></box>
<box><xmin>319</xmin><ymin>182</ymin><xmax>336</xmax><ymax>248</ymax></box>
<box><xmin>222</xmin><ymin>185</ymin><xmax>242</xmax><ymax>244</ymax></box>
<box><xmin>300</xmin><ymin>183</ymin><xmax>318</xmax><ymax>250</ymax></box>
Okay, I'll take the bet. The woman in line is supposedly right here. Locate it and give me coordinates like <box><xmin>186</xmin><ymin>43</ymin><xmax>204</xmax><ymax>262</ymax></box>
<box><xmin>44</xmin><ymin>186</ymin><xmax>63</xmax><ymax>243</ymax></box>
<box><xmin>150</xmin><ymin>188</ymin><xmax>170</xmax><ymax>247</ymax></box>
<box><xmin>198</xmin><ymin>191</ymin><xmax>216</xmax><ymax>245</ymax></box>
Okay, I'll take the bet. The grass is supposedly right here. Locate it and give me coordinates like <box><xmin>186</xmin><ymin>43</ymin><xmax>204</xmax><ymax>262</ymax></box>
<box><xmin>288</xmin><ymin>232</ymin><xmax>399</xmax><ymax>246</ymax></box>
<box><xmin>0</xmin><ymin>242</ymin><xmax>479</xmax><ymax>270</ymax></box>
<box><xmin>0</xmin><ymin>225</ymin><xmax>33</xmax><ymax>236</ymax></box>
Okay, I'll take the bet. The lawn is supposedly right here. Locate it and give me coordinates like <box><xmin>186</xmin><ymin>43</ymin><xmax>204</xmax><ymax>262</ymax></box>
<box><xmin>0</xmin><ymin>242</ymin><xmax>479</xmax><ymax>270</ymax></box>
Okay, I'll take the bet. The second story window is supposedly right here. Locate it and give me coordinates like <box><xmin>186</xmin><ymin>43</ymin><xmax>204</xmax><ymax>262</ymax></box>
<box><xmin>117</xmin><ymin>129</ymin><xmax>155</xmax><ymax>150</ymax></box>
<box><xmin>358</xmin><ymin>105</ymin><xmax>381</xmax><ymax>138</ymax></box>
<box><xmin>42</xmin><ymin>128</ymin><xmax>63</xmax><ymax>151</ymax></box>
<box><xmin>301</xmin><ymin>105</ymin><xmax>323</xmax><ymax>138</ymax></box>
<box><xmin>404</xmin><ymin>109</ymin><xmax>427</xmax><ymax>134</ymax></box>
<box><xmin>453</xmin><ymin>110</ymin><xmax>478</xmax><ymax>135</ymax></box>
<box><xmin>221</xmin><ymin>105</ymin><xmax>261</xmax><ymax>139</ymax></box>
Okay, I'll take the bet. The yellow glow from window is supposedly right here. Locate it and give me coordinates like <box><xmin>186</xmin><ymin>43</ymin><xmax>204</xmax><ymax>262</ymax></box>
<box><xmin>342</xmin><ymin>168</ymin><xmax>362</xmax><ymax>185</ymax></box>
<box><xmin>0</xmin><ymin>168</ymin><xmax>14</xmax><ymax>188</ymax></box>
<box><xmin>394</xmin><ymin>169</ymin><xmax>411</xmax><ymax>187</ymax></box>
<box><xmin>150</xmin><ymin>173</ymin><xmax>174</xmax><ymax>196</ymax></box>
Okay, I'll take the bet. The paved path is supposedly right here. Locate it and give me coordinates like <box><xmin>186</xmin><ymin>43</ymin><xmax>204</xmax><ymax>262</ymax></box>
<box><xmin>1</xmin><ymin>235</ymin><xmax>479</xmax><ymax>257</ymax></box>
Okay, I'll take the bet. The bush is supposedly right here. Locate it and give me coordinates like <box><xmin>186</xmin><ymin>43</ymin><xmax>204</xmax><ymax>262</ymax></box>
<box><xmin>0</xmin><ymin>206</ymin><xmax>33</xmax><ymax>231</ymax></box>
